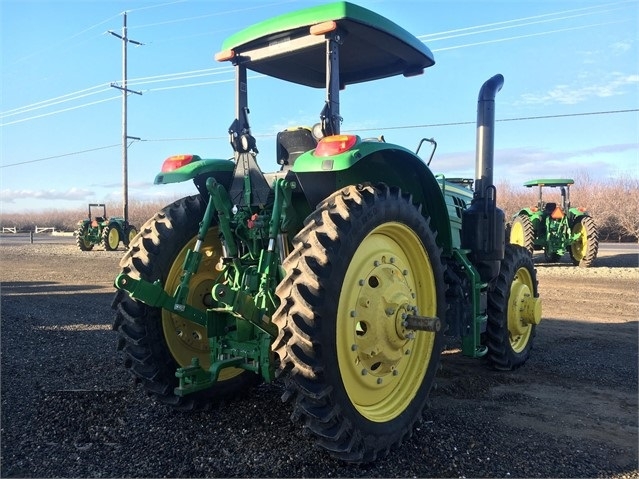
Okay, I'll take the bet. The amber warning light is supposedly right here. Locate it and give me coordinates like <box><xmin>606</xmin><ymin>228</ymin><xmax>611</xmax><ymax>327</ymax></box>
<box><xmin>215</xmin><ymin>49</ymin><xmax>235</xmax><ymax>62</ymax></box>
<box><xmin>161</xmin><ymin>154</ymin><xmax>199</xmax><ymax>172</ymax></box>
<box><xmin>314</xmin><ymin>135</ymin><xmax>358</xmax><ymax>157</ymax></box>
<box><xmin>310</xmin><ymin>21</ymin><xmax>337</xmax><ymax>36</ymax></box>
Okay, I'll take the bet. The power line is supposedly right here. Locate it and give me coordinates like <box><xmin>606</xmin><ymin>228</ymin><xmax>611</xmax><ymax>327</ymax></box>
<box><xmin>0</xmin><ymin>68</ymin><xmax>231</xmax><ymax>121</ymax></box>
<box><xmin>0</xmin><ymin>96</ymin><xmax>121</xmax><ymax>127</ymax></box>
<box><xmin>431</xmin><ymin>20</ymin><xmax>626</xmax><ymax>53</ymax></box>
<box><xmin>0</xmin><ymin>144</ymin><xmax>121</xmax><ymax>168</ymax></box>
<box><xmin>4</xmin><ymin>108</ymin><xmax>636</xmax><ymax>169</ymax></box>
<box><xmin>418</xmin><ymin>1</ymin><xmax>630</xmax><ymax>40</ymax></box>
<box><xmin>131</xmin><ymin>1</ymin><xmax>297</xmax><ymax>29</ymax></box>
<box><xmin>352</xmin><ymin>109</ymin><xmax>639</xmax><ymax>133</ymax></box>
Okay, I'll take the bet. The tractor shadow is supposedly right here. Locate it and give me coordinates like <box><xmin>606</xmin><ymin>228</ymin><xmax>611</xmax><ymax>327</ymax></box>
<box><xmin>533</xmin><ymin>252</ymin><xmax>638</xmax><ymax>268</ymax></box>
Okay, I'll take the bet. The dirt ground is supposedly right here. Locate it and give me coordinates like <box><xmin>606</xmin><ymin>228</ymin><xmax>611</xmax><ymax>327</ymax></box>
<box><xmin>0</xmin><ymin>238</ymin><xmax>637</xmax><ymax>478</ymax></box>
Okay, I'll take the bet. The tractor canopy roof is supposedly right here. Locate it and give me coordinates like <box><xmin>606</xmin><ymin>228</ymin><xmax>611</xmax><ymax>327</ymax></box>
<box><xmin>523</xmin><ymin>179</ymin><xmax>574</xmax><ymax>188</ymax></box>
<box><xmin>216</xmin><ymin>1</ymin><xmax>435</xmax><ymax>88</ymax></box>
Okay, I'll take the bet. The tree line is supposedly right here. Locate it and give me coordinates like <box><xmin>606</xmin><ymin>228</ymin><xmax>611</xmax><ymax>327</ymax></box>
<box><xmin>1</xmin><ymin>175</ymin><xmax>637</xmax><ymax>242</ymax></box>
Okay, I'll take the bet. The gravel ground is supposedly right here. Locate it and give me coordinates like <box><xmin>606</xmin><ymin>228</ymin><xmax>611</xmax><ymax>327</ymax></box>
<box><xmin>1</xmin><ymin>240</ymin><xmax>637</xmax><ymax>478</ymax></box>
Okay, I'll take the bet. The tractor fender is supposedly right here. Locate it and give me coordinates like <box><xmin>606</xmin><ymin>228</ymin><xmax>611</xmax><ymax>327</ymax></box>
<box><xmin>568</xmin><ymin>207</ymin><xmax>590</xmax><ymax>221</ymax></box>
<box><xmin>154</xmin><ymin>157</ymin><xmax>236</xmax><ymax>201</ymax></box>
<box><xmin>154</xmin><ymin>158</ymin><xmax>235</xmax><ymax>185</ymax></box>
<box><xmin>512</xmin><ymin>207</ymin><xmax>539</xmax><ymax>219</ymax></box>
<box><xmin>292</xmin><ymin>138</ymin><xmax>453</xmax><ymax>251</ymax></box>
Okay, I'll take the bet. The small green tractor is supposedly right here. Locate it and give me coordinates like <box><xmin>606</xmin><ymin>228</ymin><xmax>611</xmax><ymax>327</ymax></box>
<box><xmin>75</xmin><ymin>203</ymin><xmax>137</xmax><ymax>251</ymax></box>
<box><xmin>509</xmin><ymin>179</ymin><xmax>599</xmax><ymax>267</ymax></box>
<box><xmin>112</xmin><ymin>2</ymin><xmax>542</xmax><ymax>463</ymax></box>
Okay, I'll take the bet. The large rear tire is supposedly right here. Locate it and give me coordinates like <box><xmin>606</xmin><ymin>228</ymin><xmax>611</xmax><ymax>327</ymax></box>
<box><xmin>272</xmin><ymin>184</ymin><xmax>446</xmax><ymax>463</ymax></box>
<box><xmin>75</xmin><ymin>223</ymin><xmax>94</xmax><ymax>251</ymax></box>
<box><xmin>485</xmin><ymin>244</ymin><xmax>541</xmax><ymax>370</ymax></box>
<box><xmin>509</xmin><ymin>214</ymin><xmax>535</xmax><ymax>254</ymax></box>
<box><xmin>112</xmin><ymin>195</ymin><xmax>258</xmax><ymax>410</ymax></box>
<box><xmin>569</xmin><ymin>216</ymin><xmax>598</xmax><ymax>267</ymax></box>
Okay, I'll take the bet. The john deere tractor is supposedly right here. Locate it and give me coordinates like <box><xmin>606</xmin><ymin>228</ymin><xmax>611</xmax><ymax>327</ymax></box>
<box><xmin>112</xmin><ymin>2</ymin><xmax>542</xmax><ymax>463</ymax></box>
<box><xmin>75</xmin><ymin>203</ymin><xmax>137</xmax><ymax>251</ymax></box>
<box><xmin>509</xmin><ymin>179</ymin><xmax>599</xmax><ymax>267</ymax></box>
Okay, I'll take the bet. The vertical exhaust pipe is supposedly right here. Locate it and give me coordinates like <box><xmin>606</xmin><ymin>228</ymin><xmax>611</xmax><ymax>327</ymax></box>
<box><xmin>475</xmin><ymin>74</ymin><xmax>504</xmax><ymax>196</ymax></box>
<box><xmin>461</xmin><ymin>74</ymin><xmax>506</xmax><ymax>282</ymax></box>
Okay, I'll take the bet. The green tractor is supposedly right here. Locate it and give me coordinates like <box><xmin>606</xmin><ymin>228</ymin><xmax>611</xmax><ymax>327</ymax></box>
<box><xmin>112</xmin><ymin>2</ymin><xmax>542</xmax><ymax>463</ymax></box>
<box><xmin>509</xmin><ymin>179</ymin><xmax>599</xmax><ymax>267</ymax></box>
<box><xmin>75</xmin><ymin>203</ymin><xmax>137</xmax><ymax>251</ymax></box>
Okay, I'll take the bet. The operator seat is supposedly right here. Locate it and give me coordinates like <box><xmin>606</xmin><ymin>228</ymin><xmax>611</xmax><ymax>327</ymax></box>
<box><xmin>276</xmin><ymin>127</ymin><xmax>318</xmax><ymax>170</ymax></box>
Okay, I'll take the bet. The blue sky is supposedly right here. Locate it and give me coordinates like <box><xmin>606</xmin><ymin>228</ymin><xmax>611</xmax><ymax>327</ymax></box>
<box><xmin>1</xmin><ymin>0</ymin><xmax>638</xmax><ymax>213</ymax></box>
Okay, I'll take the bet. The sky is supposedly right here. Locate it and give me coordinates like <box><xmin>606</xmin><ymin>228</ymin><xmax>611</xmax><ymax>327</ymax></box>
<box><xmin>1</xmin><ymin>0</ymin><xmax>638</xmax><ymax>213</ymax></box>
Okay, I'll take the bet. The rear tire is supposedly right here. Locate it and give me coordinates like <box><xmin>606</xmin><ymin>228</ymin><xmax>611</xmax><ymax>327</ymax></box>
<box><xmin>509</xmin><ymin>214</ymin><xmax>535</xmax><ymax>254</ymax></box>
<box><xmin>75</xmin><ymin>223</ymin><xmax>94</xmax><ymax>251</ymax></box>
<box><xmin>485</xmin><ymin>244</ymin><xmax>541</xmax><ymax>370</ymax></box>
<box><xmin>569</xmin><ymin>216</ymin><xmax>598</xmax><ymax>267</ymax></box>
<box><xmin>272</xmin><ymin>183</ymin><xmax>446</xmax><ymax>463</ymax></box>
<box><xmin>112</xmin><ymin>195</ymin><xmax>258</xmax><ymax>410</ymax></box>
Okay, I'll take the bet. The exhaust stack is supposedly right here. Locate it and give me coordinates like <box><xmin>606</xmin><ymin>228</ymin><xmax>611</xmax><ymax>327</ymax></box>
<box><xmin>474</xmin><ymin>74</ymin><xmax>504</xmax><ymax>196</ymax></box>
<box><xmin>461</xmin><ymin>74</ymin><xmax>506</xmax><ymax>282</ymax></box>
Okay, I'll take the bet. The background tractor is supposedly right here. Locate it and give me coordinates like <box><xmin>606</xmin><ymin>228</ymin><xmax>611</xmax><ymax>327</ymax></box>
<box><xmin>112</xmin><ymin>2</ymin><xmax>542</xmax><ymax>464</ymax></box>
<box><xmin>509</xmin><ymin>179</ymin><xmax>599</xmax><ymax>267</ymax></box>
<box><xmin>75</xmin><ymin>203</ymin><xmax>137</xmax><ymax>251</ymax></box>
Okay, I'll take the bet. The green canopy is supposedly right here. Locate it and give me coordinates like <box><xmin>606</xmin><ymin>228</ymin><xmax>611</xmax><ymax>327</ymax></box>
<box><xmin>217</xmin><ymin>1</ymin><xmax>435</xmax><ymax>87</ymax></box>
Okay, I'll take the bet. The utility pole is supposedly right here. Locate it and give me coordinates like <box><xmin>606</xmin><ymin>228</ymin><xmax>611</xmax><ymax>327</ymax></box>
<box><xmin>109</xmin><ymin>11</ymin><xmax>142</xmax><ymax>225</ymax></box>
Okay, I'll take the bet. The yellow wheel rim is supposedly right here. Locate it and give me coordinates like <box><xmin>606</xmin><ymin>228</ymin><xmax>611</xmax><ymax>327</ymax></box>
<box><xmin>571</xmin><ymin>222</ymin><xmax>587</xmax><ymax>261</ymax></box>
<box><xmin>128</xmin><ymin>228</ymin><xmax>137</xmax><ymax>244</ymax></box>
<box><xmin>108</xmin><ymin>228</ymin><xmax>120</xmax><ymax>249</ymax></box>
<box><xmin>507</xmin><ymin>266</ymin><xmax>536</xmax><ymax>353</ymax></box>
<box><xmin>337</xmin><ymin>222</ymin><xmax>437</xmax><ymax>423</ymax></box>
<box><xmin>510</xmin><ymin>221</ymin><xmax>524</xmax><ymax>246</ymax></box>
<box><xmin>162</xmin><ymin>228</ymin><xmax>242</xmax><ymax>381</ymax></box>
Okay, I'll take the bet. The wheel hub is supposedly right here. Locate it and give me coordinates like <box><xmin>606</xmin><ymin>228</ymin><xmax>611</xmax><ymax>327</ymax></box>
<box><xmin>508</xmin><ymin>281</ymin><xmax>542</xmax><ymax>336</ymax></box>
<box><xmin>349</xmin><ymin>257</ymin><xmax>415</xmax><ymax>378</ymax></box>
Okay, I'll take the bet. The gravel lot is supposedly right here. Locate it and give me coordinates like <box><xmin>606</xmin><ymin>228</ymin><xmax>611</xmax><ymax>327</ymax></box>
<box><xmin>1</xmin><ymin>238</ymin><xmax>637</xmax><ymax>478</ymax></box>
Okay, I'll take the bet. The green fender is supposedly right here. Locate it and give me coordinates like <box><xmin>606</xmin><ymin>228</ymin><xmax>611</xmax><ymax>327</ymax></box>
<box><xmin>292</xmin><ymin>137</ymin><xmax>453</xmax><ymax>252</ymax></box>
<box><xmin>154</xmin><ymin>157</ymin><xmax>235</xmax><ymax>185</ymax></box>
<box><xmin>513</xmin><ymin>207</ymin><xmax>540</xmax><ymax>220</ymax></box>
<box><xmin>568</xmin><ymin>207</ymin><xmax>589</xmax><ymax>218</ymax></box>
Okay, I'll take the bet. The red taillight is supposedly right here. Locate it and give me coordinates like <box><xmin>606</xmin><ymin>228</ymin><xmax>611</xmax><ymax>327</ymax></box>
<box><xmin>314</xmin><ymin>135</ymin><xmax>358</xmax><ymax>157</ymax></box>
<box><xmin>161</xmin><ymin>154</ymin><xmax>196</xmax><ymax>172</ymax></box>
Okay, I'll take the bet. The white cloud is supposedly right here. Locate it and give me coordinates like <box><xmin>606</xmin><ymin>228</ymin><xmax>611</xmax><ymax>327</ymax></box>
<box><xmin>516</xmin><ymin>72</ymin><xmax>639</xmax><ymax>105</ymax></box>
<box><xmin>434</xmin><ymin>143</ymin><xmax>639</xmax><ymax>185</ymax></box>
<box><xmin>610</xmin><ymin>40</ymin><xmax>632</xmax><ymax>54</ymax></box>
<box><xmin>0</xmin><ymin>187</ymin><xmax>93</xmax><ymax>203</ymax></box>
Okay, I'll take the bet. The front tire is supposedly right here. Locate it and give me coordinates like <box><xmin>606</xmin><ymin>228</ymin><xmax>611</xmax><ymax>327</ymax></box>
<box><xmin>112</xmin><ymin>195</ymin><xmax>258</xmax><ymax>410</ymax></box>
<box><xmin>272</xmin><ymin>184</ymin><xmax>446</xmax><ymax>463</ymax></box>
<box><xmin>102</xmin><ymin>225</ymin><xmax>120</xmax><ymax>251</ymax></box>
<box><xmin>485</xmin><ymin>244</ymin><xmax>541</xmax><ymax>370</ymax></box>
<box><xmin>569</xmin><ymin>216</ymin><xmax>598</xmax><ymax>267</ymax></box>
<box><xmin>124</xmin><ymin>225</ymin><xmax>138</xmax><ymax>247</ymax></box>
